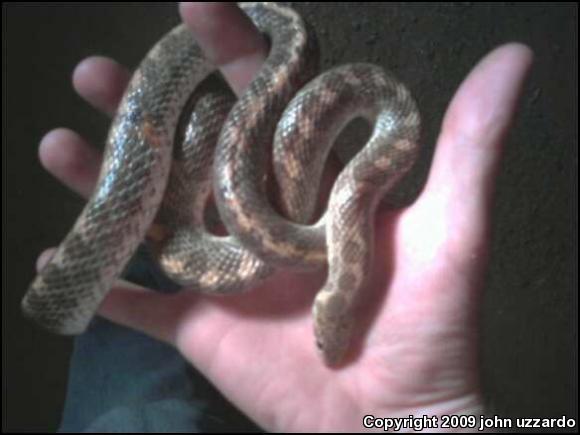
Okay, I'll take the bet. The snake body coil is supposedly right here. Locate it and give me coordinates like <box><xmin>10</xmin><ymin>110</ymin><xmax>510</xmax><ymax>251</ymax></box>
<box><xmin>22</xmin><ymin>3</ymin><xmax>420</xmax><ymax>365</ymax></box>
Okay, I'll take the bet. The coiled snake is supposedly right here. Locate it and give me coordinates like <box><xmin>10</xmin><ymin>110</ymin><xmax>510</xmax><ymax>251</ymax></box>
<box><xmin>22</xmin><ymin>2</ymin><xmax>420</xmax><ymax>365</ymax></box>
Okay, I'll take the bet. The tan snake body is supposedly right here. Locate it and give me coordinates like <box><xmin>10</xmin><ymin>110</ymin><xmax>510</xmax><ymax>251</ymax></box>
<box><xmin>22</xmin><ymin>2</ymin><xmax>420</xmax><ymax>365</ymax></box>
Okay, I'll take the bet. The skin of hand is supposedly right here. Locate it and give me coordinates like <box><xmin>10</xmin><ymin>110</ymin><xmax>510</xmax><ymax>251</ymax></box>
<box><xmin>34</xmin><ymin>3</ymin><xmax>533</xmax><ymax>432</ymax></box>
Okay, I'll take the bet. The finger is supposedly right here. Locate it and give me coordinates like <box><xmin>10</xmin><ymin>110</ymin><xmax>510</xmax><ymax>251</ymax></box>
<box><xmin>97</xmin><ymin>280</ymin><xmax>201</xmax><ymax>345</ymax></box>
<box><xmin>409</xmin><ymin>43</ymin><xmax>533</xmax><ymax>265</ymax></box>
<box><xmin>38</xmin><ymin>128</ymin><xmax>102</xmax><ymax>199</ymax></box>
<box><xmin>179</xmin><ymin>2</ymin><xmax>268</xmax><ymax>96</ymax></box>
<box><xmin>72</xmin><ymin>56</ymin><xmax>131</xmax><ymax>117</ymax></box>
<box><xmin>36</xmin><ymin>248</ymin><xmax>57</xmax><ymax>272</ymax></box>
<box><xmin>34</xmin><ymin>247</ymin><xmax>182</xmax><ymax>344</ymax></box>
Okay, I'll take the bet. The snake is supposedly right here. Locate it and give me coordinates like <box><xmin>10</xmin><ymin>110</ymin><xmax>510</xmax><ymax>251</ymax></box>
<box><xmin>21</xmin><ymin>2</ymin><xmax>420</xmax><ymax>365</ymax></box>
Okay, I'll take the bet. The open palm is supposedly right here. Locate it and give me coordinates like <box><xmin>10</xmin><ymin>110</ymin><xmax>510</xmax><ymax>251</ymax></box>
<box><xmin>36</xmin><ymin>3</ymin><xmax>533</xmax><ymax>432</ymax></box>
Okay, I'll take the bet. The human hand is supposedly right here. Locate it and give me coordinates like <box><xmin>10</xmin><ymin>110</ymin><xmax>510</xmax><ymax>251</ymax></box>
<box><xmin>35</xmin><ymin>3</ymin><xmax>533</xmax><ymax>432</ymax></box>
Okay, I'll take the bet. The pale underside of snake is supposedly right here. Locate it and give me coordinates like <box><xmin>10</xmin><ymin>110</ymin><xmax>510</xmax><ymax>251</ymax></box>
<box><xmin>22</xmin><ymin>2</ymin><xmax>420</xmax><ymax>365</ymax></box>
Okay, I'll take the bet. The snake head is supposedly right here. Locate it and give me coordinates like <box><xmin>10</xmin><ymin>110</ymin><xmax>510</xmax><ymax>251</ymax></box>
<box><xmin>313</xmin><ymin>292</ymin><xmax>354</xmax><ymax>366</ymax></box>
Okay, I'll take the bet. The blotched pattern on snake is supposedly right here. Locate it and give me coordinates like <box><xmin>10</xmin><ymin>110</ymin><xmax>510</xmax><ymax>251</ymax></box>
<box><xmin>22</xmin><ymin>2</ymin><xmax>420</xmax><ymax>365</ymax></box>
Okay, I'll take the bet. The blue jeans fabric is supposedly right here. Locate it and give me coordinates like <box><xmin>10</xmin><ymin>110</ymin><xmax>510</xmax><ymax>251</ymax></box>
<box><xmin>58</xmin><ymin>246</ymin><xmax>261</xmax><ymax>433</ymax></box>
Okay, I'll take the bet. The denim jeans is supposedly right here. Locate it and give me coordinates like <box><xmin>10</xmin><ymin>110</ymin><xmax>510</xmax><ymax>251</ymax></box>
<box><xmin>58</xmin><ymin>246</ymin><xmax>261</xmax><ymax>433</ymax></box>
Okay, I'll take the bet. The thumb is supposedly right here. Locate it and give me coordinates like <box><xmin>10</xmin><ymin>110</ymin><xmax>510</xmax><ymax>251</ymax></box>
<box><xmin>405</xmin><ymin>43</ymin><xmax>534</xmax><ymax>274</ymax></box>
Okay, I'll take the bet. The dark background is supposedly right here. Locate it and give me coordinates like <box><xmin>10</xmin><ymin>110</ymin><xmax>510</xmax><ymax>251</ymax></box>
<box><xmin>3</xmin><ymin>2</ymin><xmax>577</xmax><ymax>432</ymax></box>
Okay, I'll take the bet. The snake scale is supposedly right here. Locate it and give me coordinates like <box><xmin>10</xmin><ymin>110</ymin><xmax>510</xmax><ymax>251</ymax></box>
<box><xmin>22</xmin><ymin>2</ymin><xmax>420</xmax><ymax>365</ymax></box>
